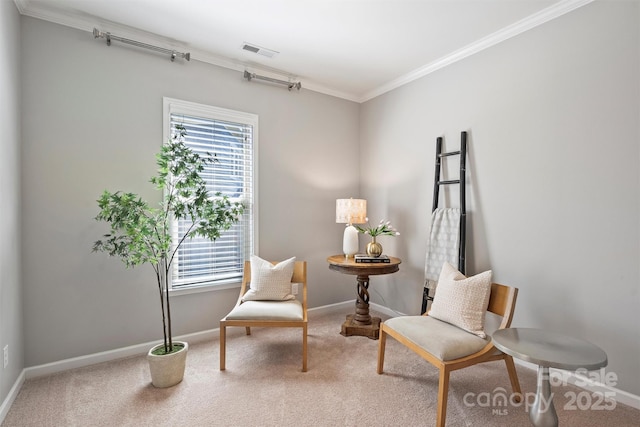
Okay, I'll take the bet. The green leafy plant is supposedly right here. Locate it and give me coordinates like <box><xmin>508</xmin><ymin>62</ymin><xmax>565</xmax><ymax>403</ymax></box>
<box><xmin>93</xmin><ymin>125</ymin><xmax>244</xmax><ymax>354</ymax></box>
<box><xmin>355</xmin><ymin>218</ymin><xmax>400</xmax><ymax>237</ymax></box>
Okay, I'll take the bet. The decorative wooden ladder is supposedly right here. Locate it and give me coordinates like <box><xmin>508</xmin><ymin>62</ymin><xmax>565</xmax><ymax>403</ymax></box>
<box><xmin>421</xmin><ymin>131</ymin><xmax>467</xmax><ymax>314</ymax></box>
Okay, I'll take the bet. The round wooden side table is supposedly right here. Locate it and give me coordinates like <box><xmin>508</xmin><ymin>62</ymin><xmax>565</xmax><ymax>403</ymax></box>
<box><xmin>326</xmin><ymin>254</ymin><xmax>402</xmax><ymax>339</ymax></box>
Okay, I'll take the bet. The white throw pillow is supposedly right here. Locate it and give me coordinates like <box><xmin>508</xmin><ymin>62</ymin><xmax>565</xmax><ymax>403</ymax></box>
<box><xmin>242</xmin><ymin>256</ymin><xmax>296</xmax><ymax>301</ymax></box>
<box><xmin>428</xmin><ymin>262</ymin><xmax>492</xmax><ymax>338</ymax></box>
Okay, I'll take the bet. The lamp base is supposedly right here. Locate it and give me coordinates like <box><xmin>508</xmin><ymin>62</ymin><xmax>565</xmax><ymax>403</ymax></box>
<box><xmin>343</xmin><ymin>225</ymin><xmax>359</xmax><ymax>257</ymax></box>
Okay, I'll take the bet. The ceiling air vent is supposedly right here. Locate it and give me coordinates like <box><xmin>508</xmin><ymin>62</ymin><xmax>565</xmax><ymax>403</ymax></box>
<box><xmin>242</xmin><ymin>42</ymin><xmax>278</xmax><ymax>58</ymax></box>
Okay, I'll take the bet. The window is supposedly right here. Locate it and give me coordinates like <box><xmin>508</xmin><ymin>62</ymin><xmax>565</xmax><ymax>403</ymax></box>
<box><xmin>163</xmin><ymin>98</ymin><xmax>257</xmax><ymax>290</ymax></box>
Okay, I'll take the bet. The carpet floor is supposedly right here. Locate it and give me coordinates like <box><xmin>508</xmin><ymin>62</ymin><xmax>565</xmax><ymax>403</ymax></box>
<box><xmin>3</xmin><ymin>307</ymin><xmax>639</xmax><ymax>427</ymax></box>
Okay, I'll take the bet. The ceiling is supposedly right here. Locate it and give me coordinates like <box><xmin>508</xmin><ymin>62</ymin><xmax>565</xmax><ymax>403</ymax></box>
<box><xmin>15</xmin><ymin>0</ymin><xmax>591</xmax><ymax>102</ymax></box>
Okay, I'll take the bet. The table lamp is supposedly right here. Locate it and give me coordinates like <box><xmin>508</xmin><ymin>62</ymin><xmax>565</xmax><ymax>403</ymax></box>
<box><xmin>336</xmin><ymin>198</ymin><xmax>367</xmax><ymax>258</ymax></box>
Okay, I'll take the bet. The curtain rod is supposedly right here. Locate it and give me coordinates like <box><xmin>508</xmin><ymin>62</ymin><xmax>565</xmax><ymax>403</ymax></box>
<box><xmin>243</xmin><ymin>71</ymin><xmax>301</xmax><ymax>91</ymax></box>
<box><xmin>93</xmin><ymin>28</ymin><xmax>190</xmax><ymax>62</ymax></box>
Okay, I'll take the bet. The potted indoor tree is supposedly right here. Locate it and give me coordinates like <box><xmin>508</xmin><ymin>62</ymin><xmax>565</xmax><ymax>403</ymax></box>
<box><xmin>92</xmin><ymin>124</ymin><xmax>244</xmax><ymax>388</ymax></box>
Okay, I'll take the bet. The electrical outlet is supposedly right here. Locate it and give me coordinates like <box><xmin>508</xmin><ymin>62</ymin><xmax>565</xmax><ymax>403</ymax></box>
<box><xmin>3</xmin><ymin>345</ymin><xmax>8</xmax><ymax>369</ymax></box>
<box><xmin>292</xmin><ymin>283</ymin><xmax>299</xmax><ymax>295</ymax></box>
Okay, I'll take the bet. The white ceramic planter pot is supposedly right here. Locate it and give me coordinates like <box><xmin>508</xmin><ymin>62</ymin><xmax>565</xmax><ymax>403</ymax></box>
<box><xmin>147</xmin><ymin>341</ymin><xmax>188</xmax><ymax>388</ymax></box>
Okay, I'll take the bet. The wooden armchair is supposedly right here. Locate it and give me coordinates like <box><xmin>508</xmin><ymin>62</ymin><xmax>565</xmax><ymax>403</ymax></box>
<box><xmin>220</xmin><ymin>259</ymin><xmax>308</xmax><ymax>372</ymax></box>
<box><xmin>377</xmin><ymin>282</ymin><xmax>521</xmax><ymax>427</ymax></box>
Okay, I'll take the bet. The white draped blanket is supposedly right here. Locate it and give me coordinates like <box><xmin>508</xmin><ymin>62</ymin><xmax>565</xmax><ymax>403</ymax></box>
<box><xmin>424</xmin><ymin>208</ymin><xmax>461</xmax><ymax>290</ymax></box>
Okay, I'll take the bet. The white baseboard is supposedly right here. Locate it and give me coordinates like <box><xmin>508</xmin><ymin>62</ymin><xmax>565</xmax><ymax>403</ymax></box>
<box><xmin>370</xmin><ymin>301</ymin><xmax>407</xmax><ymax>318</ymax></box>
<box><xmin>0</xmin><ymin>370</ymin><xmax>25</xmax><ymax>423</ymax></box>
<box><xmin>20</xmin><ymin>301</ymin><xmax>355</xmax><ymax>380</ymax></box>
<box><xmin>309</xmin><ymin>300</ymin><xmax>354</xmax><ymax>314</ymax></box>
<box><xmin>2</xmin><ymin>300</ymin><xmax>638</xmax><ymax>424</ymax></box>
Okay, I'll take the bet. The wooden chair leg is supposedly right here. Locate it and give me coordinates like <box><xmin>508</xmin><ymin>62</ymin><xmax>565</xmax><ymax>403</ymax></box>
<box><xmin>245</xmin><ymin>326</ymin><xmax>251</xmax><ymax>335</ymax></box>
<box><xmin>377</xmin><ymin>328</ymin><xmax>387</xmax><ymax>374</ymax></box>
<box><xmin>504</xmin><ymin>355</ymin><xmax>522</xmax><ymax>402</ymax></box>
<box><xmin>220</xmin><ymin>323</ymin><xmax>226</xmax><ymax>371</ymax></box>
<box><xmin>437</xmin><ymin>367</ymin><xmax>450</xmax><ymax>427</ymax></box>
<box><xmin>302</xmin><ymin>325</ymin><xmax>308</xmax><ymax>372</ymax></box>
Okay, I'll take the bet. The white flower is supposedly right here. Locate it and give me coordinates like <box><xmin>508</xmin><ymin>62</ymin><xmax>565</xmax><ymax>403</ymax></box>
<box><xmin>355</xmin><ymin>218</ymin><xmax>400</xmax><ymax>237</ymax></box>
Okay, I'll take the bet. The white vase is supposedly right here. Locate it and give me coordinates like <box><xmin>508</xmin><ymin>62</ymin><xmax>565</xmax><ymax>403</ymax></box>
<box><xmin>147</xmin><ymin>341</ymin><xmax>188</xmax><ymax>388</ymax></box>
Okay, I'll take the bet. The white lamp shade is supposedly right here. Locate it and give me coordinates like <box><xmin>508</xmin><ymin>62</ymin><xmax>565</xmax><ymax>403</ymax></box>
<box><xmin>336</xmin><ymin>199</ymin><xmax>367</xmax><ymax>225</ymax></box>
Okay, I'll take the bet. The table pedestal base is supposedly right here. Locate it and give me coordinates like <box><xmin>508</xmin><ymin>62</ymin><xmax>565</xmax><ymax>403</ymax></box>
<box><xmin>530</xmin><ymin>366</ymin><xmax>558</xmax><ymax>427</ymax></box>
<box><xmin>340</xmin><ymin>314</ymin><xmax>381</xmax><ymax>339</ymax></box>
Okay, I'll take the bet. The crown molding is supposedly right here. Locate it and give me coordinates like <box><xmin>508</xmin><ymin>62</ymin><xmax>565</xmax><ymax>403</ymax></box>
<box><xmin>12</xmin><ymin>0</ymin><xmax>23</xmax><ymax>14</ymax></box>
<box><xmin>15</xmin><ymin>0</ymin><xmax>593</xmax><ymax>104</ymax></box>
<box><xmin>359</xmin><ymin>0</ymin><xmax>595</xmax><ymax>103</ymax></box>
<box><xmin>14</xmin><ymin>0</ymin><xmax>358</xmax><ymax>101</ymax></box>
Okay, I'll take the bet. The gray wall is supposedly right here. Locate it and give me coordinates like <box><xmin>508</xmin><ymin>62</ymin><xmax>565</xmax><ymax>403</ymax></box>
<box><xmin>360</xmin><ymin>1</ymin><xmax>640</xmax><ymax>396</ymax></box>
<box><xmin>0</xmin><ymin>0</ymin><xmax>24</xmax><ymax>404</ymax></box>
<box><xmin>7</xmin><ymin>0</ymin><xmax>640</xmax><ymax>405</ymax></box>
<box><xmin>20</xmin><ymin>17</ymin><xmax>359</xmax><ymax>367</ymax></box>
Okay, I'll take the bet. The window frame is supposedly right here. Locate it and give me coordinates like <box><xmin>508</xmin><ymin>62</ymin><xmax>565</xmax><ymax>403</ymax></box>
<box><xmin>163</xmin><ymin>97</ymin><xmax>258</xmax><ymax>294</ymax></box>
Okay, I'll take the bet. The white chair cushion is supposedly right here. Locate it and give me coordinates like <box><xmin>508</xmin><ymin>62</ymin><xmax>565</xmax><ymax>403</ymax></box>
<box><xmin>242</xmin><ymin>256</ymin><xmax>296</xmax><ymax>301</ymax></box>
<box><xmin>225</xmin><ymin>300</ymin><xmax>304</xmax><ymax>321</ymax></box>
<box><xmin>384</xmin><ymin>316</ymin><xmax>488</xmax><ymax>361</ymax></box>
<box><xmin>428</xmin><ymin>262</ymin><xmax>492</xmax><ymax>338</ymax></box>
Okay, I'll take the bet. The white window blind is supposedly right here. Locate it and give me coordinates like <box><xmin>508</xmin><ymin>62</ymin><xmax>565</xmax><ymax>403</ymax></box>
<box><xmin>164</xmin><ymin>98</ymin><xmax>256</xmax><ymax>289</ymax></box>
